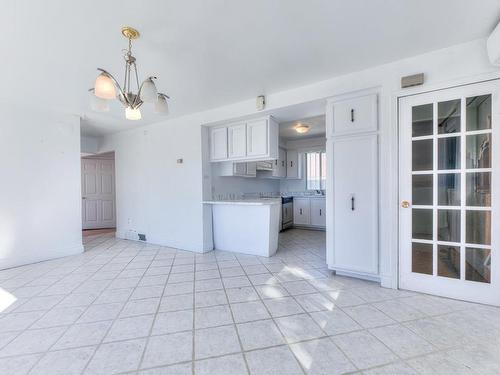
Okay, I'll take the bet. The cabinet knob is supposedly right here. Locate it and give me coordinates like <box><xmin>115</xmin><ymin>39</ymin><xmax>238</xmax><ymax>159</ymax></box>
<box><xmin>401</xmin><ymin>200</ymin><xmax>410</xmax><ymax>208</ymax></box>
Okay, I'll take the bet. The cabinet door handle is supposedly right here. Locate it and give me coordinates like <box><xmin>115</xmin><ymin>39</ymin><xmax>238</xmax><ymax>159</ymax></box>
<box><xmin>290</xmin><ymin>161</ymin><xmax>293</xmax><ymax>167</ymax></box>
<box><xmin>351</xmin><ymin>109</ymin><xmax>355</xmax><ymax>122</ymax></box>
<box><xmin>319</xmin><ymin>209</ymin><xmax>322</xmax><ymax>216</ymax></box>
<box><xmin>351</xmin><ymin>196</ymin><xmax>355</xmax><ymax>211</ymax></box>
<box><xmin>275</xmin><ymin>160</ymin><xmax>278</xmax><ymax>165</ymax></box>
<box><xmin>299</xmin><ymin>208</ymin><xmax>302</xmax><ymax>215</ymax></box>
<box><xmin>282</xmin><ymin>161</ymin><xmax>285</xmax><ymax>167</ymax></box>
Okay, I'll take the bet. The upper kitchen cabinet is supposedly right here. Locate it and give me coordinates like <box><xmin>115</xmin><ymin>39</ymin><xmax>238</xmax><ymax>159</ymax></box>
<box><xmin>286</xmin><ymin>149</ymin><xmax>301</xmax><ymax>179</ymax></box>
<box><xmin>273</xmin><ymin>148</ymin><xmax>287</xmax><ymax>178</ymax></box>
<box><xmin>209</xmin><ymin>116</ymin><xmax>279</xmax><ymax>162</ymax></box>
<box><xmin>246</xmin><ymin>118</ymin><xmax>268</xmax><ymax>157</ymax></box>
<box><xmin>327</xmin><ymin>93</ymin><xmax>377</xmax><ymax>137</ymax></box>
<box><xmin>210</xmin><ymin>126</ymin><xmax>228</xmax><ymax>161</ymax></box>
<box><xmin>228</xmin><ymin>122</ymin><xmax>247</xmax><ymax>158</ymax></box>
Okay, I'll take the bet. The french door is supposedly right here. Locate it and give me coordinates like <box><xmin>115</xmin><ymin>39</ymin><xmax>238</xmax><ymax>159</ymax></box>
<box><xmin>399</xmin><ymin>80</ymin><xmax>499</xmax><ymax>305</ymax></box>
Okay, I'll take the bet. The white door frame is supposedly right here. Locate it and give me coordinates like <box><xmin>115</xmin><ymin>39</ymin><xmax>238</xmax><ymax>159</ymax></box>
<box><xmin>397</xmin><ymin>79</ymin><xmax>500</xmax><ymax>305</ymax></box>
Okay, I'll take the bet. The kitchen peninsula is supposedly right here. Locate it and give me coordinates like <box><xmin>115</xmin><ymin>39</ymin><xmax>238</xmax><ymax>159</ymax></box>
<box><xmin>203</xmin><ymin>199</ymin><xmax>281</xmax><ymax>257</ymax></box>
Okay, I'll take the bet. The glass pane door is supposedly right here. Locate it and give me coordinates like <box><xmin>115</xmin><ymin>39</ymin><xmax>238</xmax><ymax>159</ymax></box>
<box><xmin>399</xmin><ymin>81</ymin><xmax>499</xmax><ymax>305</ymax></box>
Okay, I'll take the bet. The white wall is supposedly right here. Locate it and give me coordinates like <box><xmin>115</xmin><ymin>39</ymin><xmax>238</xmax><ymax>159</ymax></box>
<box><xmin>81</xmin><ymin>135</ymin><xmax>100</xmax><ymax>155</ymax></box>
<box><xmin>0</xmin><ymin>105</ymin><xmax>83</xmax><ymax>269</ymax></box>
<box><xmin>211</xmin><ymin>173</ymin><xmax>280</xmax><ymax>198</ymax></box>
<box><xmin>100</xmin><ymin>39</ymin><xmax>500</xmax><ymax>286</ymax></box>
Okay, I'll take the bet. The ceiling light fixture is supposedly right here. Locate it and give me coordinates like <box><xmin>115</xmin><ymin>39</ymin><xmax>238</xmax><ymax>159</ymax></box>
<box><xmin>89</xmin><ymin>26</ymin><xmax>170</xmax><ymax>120</ymax></box>
<box><xmin>294</xmin><ymin>123</ymin><xmax>310</xmax><ymax>134</ymax></box>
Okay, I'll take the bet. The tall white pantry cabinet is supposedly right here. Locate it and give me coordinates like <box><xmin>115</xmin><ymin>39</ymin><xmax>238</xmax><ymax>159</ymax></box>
<box><xmin>326</xmin><ymin>90</ymin><xmax>379</xmax><ymax>281</ymax></box>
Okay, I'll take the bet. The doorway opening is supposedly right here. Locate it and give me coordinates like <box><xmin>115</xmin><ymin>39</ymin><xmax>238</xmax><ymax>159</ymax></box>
<box><xmin>203</xmin><ymin>99</ymin><xmax>328</xmax><ymax>266</ymax></box>
<box><xmin>81</xmin><ymin>152</ymin><xmax>116</xmax><ymax>245</ymax></box>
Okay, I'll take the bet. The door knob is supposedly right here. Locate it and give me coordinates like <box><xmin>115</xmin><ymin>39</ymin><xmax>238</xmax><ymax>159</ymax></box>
<box><xmin>401</xmin><ymin>200</ymin><xmax>410</xmax><ymax>208</ymax></box>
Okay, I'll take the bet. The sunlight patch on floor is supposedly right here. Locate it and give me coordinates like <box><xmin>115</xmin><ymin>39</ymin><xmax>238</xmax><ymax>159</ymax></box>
<box><xmin>0</xmin><ymin>287</ymin><xmax>17</xmax><ymax>312</ymax></box>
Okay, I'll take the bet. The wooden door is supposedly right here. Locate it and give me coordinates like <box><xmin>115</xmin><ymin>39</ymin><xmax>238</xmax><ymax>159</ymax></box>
<box><xmin>82</xmin><ymin>158</ymin><xmax>116</xmax><ymax>229</ymax></box>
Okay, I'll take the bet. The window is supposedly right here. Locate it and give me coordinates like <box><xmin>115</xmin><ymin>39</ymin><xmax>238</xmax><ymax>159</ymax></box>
<box><xmin>306</xmin><ymin>151</ymin><xmax>326</xmax><ymax>190</ymax></box>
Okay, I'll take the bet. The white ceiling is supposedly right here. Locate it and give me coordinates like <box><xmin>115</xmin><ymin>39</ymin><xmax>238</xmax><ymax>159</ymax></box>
<box><xmin>279</xmin><ymin>115</ymin><xmax>326</xmax><ymax>141</ymax></box>
<box><xmin>3</xmin><ymin>1</ymin><xmax>500</xmax><ymax>136</ymax></box>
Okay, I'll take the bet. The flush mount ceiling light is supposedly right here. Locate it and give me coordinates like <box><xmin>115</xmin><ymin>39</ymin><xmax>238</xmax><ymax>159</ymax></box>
<box><xmin>90</xmin><ymin>26</ymin><xmax>170</xmax><ymax>121</ymax></box>
<box><xmin>294</xmin><ymin>123</ymin><xmax>310</xmax><ymax>134</ymax></box>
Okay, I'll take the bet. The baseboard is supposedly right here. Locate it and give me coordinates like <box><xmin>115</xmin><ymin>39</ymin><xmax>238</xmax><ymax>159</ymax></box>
<box><xmin>328</xmin><ymin>266</ymin><xmax>381</xmax><ymax>283</ymax></box>
<box><xmin>0</xmin><ymin>243</ymin><xmax>84</xmax><ymax>271</ymax></box>
<box><xmin>115</xmin><ymin>231</ymin><xmax>207</xmax><ymax>253</ymax></box>
<box><xmin>380</xmin><ymin>273</ymin><xmax>397</xmax><ymax>289</ymax></box>
<box><xmin>291</xmin><ymin>225</ymin><xmax>326</xmax><ymax>231</ymax></box>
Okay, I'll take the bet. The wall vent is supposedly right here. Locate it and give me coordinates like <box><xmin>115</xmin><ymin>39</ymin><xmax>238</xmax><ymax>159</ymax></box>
<box><xmin>138</xmin><ymin>233</ymin><xmax>147</xmax><ymax>241</ymax></box>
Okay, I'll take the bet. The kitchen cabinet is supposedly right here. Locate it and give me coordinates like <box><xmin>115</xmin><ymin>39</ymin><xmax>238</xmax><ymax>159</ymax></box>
<box><xmin>286</xmin><ymin>149</ymin><xmax>300</xmax><ymax>179</ymax></box>
<box><xmin>274</xmin><ymin>148</ymin><xmax>287</xmax><ymax>178</ymax></box>
<box><xmin>293</xmin><ymin>198</ymin><xmax>310</xmax><ymax>225</ymax></box>
<box><xmin>332</xmin><ymin>134</ymin><xmax>378</xmax><ymax>275</ymax></box>
<box><xmin>216</xmin><ymin>161</ymin><xmax>257</xmax><ymax>177</ymax></box>
<box><xmin>310</xmin><ymin>198</ymin><xmax>326</xmax><ymax>227</ymax></box>
<box><xmin>209</xmin><ymin>116</ymin><xmax>279</xmax><ymax>162</ymax></box>
<box><xmin>246</xmin><ymin>118</ymin><xmax>268</xmax><ymax>157</ymax></box>
<box><xmin>228</xmin><ymin>123</ymin><xmax>246</xmax><ymax>158</ymax></box>
<box><xmin>292</xmin><ymin>197</ymin><xmax>325</xmax><ymax>228</ymax></box>
<box><xmin>261</xmin><ymin>147</ymin><xmax>287</xmax><ymax>178</ymax></box>
<box><xmin>210</xmin><ymin>126</ymin><xmax>228</xmax><ymax>161</ymax></box>
<box><xmin>328</xmin><ymin>93</ymin><xmax>377</xmax><ymax>137</ymax></box>
<box><xmin>326</xmin><ymin>90</ymin><xmax>379</xmax><ymax>280</ymax></box>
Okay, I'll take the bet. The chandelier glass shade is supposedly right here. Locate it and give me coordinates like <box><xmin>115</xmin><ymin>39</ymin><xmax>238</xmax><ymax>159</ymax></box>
<box><xmin>90</xmin><ymin>27</ymin><xmax>170</xmax><ymax>120</ymax></box>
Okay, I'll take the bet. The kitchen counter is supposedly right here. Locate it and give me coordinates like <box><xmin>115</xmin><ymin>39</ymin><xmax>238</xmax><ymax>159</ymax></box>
<box><xmin>203</xmin><ymin>199</ymin><xmax>281</xmax><ymax>206</ymax></box>
<box><xmin>205</xmin><ymin>199</ymin><xmax>281</xmax><ymax>257</ymax></box>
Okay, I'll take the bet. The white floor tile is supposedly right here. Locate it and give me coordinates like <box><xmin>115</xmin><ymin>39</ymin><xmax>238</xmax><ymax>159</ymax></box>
<box><xmin>310</xmin><ymin>309</ymin><xmax>361</xmax><ymax>336</ymax></box>
<box><xmin>141</xmin><ymin>332</ymin><xmax>193</xmax><ymax>368</ymax></box>
<box><xmin>152</xmin><ymin>310</ymin><xmax>193</xmax><ymax>335</ymax></box>
<box><xmin>290</xmin><ymin>337</ymin><xmax>356</xmax><ymax>375</ymax></box>
<box><xmin>237</xmin><ymin>319</ymin><xmax>285</xmax><ymax>350</ymax></box>
<box><xmin>195</xmin><ymin>353</ymin><xmax>248</xmax><ymax>375</ymax></box>
<box><xmin>29</xmin><ymin>347</ymin><xmax>95</xmax><ymax>375</ymax></box>
<box><xmin>86</xmin><ymin>338</ymin><xmax>146</xmax><ymax>374</ymax></box>
<box><xmin>230</xmin><ymin>301</ymin><xmax>270</xmax><ymax>323</ymax></box>
<box><xmin>105</xmin><ymin>314</ymin><xmax>155</xmax><ymax>342</ymax></box>
<box><xmin>332</xmin><ymin>331</ymin><xmax>398</xmax><ymax>370</ymax></box>
<box><xmin>245</xmin><ymin>346</ymin><xmax>303</xmax><ymax>375</ymax></box>
<box><xmin>194</xmin><ymin>325</ymin><xmax>241</xmax><ymax>359</ymax></box>
<box><xmin>275</xmin><ymin>314</ymin><xmax>325</xmax><ymax>343</ymax></box>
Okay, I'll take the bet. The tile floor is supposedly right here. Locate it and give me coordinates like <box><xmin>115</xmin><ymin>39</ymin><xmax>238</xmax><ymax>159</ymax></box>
<box><xmin>0</xmin><ymin>229</ymin><xmax>499</xmax><ymax>374</ymax></box>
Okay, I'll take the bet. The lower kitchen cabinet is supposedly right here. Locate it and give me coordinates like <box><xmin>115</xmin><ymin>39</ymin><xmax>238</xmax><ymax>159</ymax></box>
<box><xmin>310</xmin><ymin>198</ymin><xmax>326</xmax><ymax>227</ymax></box>
<box><xmin>293</xmin><ymin>197</ymin><xmax>325</xmax><ymax>228</ymax></box>
<box><xmin>293</xmin><ymin>198</ymin><xmax>310</xmax><ymax>225</ymax></box>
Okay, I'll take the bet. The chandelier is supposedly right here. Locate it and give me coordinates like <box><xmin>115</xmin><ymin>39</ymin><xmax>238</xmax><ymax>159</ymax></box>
<box><xmin>90</xmin><ymin>26</ymin><xmax>170</xmax><ymax>120</ymax></box>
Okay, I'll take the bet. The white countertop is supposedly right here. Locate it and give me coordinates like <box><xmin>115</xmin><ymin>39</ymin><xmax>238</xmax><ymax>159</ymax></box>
<box><xmin>203</xmin><ymin>199</ymin><xmax>281</xmax><ymax>206</ymax></box>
